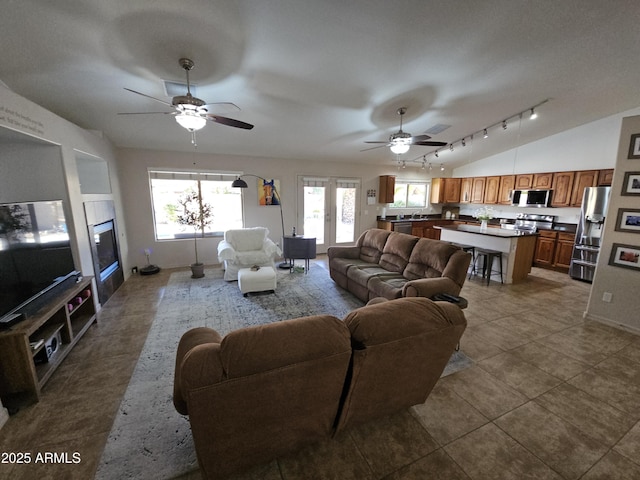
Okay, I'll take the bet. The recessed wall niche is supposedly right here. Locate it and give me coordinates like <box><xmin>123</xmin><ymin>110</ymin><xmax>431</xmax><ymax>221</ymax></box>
<box><xmin>76</xmin><ymin>152</ymin><xmax>111</xmax><ymax>194</ymax></box>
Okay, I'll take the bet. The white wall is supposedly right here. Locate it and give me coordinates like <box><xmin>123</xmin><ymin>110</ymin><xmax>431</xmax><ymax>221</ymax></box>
<box><xmin>586</xmin><ymin>115</ymin><xmax>640</xmax><ymax>332</ymax></box>
<box><xmin>116</xmin><ymin>147</ymin><xmax>442</xmax><ymax>270</ymax></box>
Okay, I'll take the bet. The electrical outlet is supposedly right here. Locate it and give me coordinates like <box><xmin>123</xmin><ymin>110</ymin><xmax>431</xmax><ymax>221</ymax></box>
<box><xmin>602</xmin><ymin>292</ymin><xmax>613</xmax><ymax>303</ymax></box>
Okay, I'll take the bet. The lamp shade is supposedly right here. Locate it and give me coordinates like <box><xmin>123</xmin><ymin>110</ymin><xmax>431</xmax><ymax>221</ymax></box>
<box><xmin>175</xmin><ymin>112</ymin><xmax>207</xmax><ymax>131</ymax></box>
<box><xmin>231</xmin><ymin>178</ymin><xmax>249</xmax><ymax>188</ymax></box>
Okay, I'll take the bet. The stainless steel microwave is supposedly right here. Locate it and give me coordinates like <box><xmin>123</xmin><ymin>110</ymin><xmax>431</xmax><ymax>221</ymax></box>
<box><xmin>511</xmin><ymin>189</ymin><xmax>552</xmax><ymax>207</ymax></box>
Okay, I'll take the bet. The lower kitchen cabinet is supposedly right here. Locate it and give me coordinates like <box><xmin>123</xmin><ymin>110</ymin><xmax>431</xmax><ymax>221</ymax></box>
<box><xmin>533</xmin><ymin>230</ymin><xmax>575</xmax><ymax>272</ymax></box>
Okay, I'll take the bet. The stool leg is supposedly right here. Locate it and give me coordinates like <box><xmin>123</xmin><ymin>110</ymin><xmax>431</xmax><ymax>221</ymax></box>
<box><xmin>499</xmin><ymin>254</ymin><xmax>503</xmax><ymax>284</ymax></box>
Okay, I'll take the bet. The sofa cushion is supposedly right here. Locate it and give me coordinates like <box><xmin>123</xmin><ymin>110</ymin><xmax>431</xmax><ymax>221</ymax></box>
<box><xmin>330</xmin><ymin>257</ymin><xmax>378</xmax><ymax>277</ymax></box>
<box><xmin>356</xmin><ymin>229</ymin><xmax>391</xmax><ymax>263</ymax></box>
<box><xmin>220</xmin><ymin>315</ymin><xmax>350</xmax><ymax>379</ymax></box>
<box><xmin>403</xmin><ymin>238</ymin><xmax>461</xmax><ymax>280</ymax></box>
<box><xmin>225</xmin><ymin>227</ymin><xmax>268</xmax><ymax>252</ymax></box>
<box><xmin>347</xmin><ymin>264</ymin><xmax>398</xmax><ymax>288</ymax></box>
<box><xmin>366</xmin><ymin>275</ymin><xmax>407</xmax><ymax>300</ymax></box>
<box><xmin>378</xmin><ymin>232</ymin><xmax>420</xmax><ymax>273</ymax></box>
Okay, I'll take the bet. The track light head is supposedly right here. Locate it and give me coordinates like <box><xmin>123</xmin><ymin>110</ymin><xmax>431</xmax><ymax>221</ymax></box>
<box><xmin>440</xmin><ymin>164</ymin><xmax>444</xmax><ymax>171</ymax></box>
<box><xmin>529</xmin><ymin>108</ymin><xmax>538</xmax><ymax>120</ymax></box>
<box><xmin>483</xmin><ymin>129</ymin><xmax>488</xmax><ymax>139</ymax></box>
<box><xmin>435</xmin><ymin>150</ymin><xmax>439</xmax><ymax>158</ymax></box>
<box><xmin>502</xmin><ymin>120</ymin><xmax>507</xmax><ymax>130</ymax></box>
<box><xmin>461</xmin><ymin>138</ymin><xmax>466</xmax><ymax>147</ymax></box>
<box><xmin>449</xmin><ymin>144</ymin><xmax>454</xmax><ymax>152</ymax></box>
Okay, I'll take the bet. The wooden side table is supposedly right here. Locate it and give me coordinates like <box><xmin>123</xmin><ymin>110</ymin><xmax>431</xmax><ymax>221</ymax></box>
<box><xmin>282</xmin><ymin>236</ymin><xmax>316</xmax><ymax>273</ymax></box>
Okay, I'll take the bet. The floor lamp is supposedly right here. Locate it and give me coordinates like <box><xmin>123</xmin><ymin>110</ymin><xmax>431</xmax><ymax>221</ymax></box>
<box><xmin>231</xmin><ymin>174</ymin><xmax>292</xmax><ymax>269</ymax></box>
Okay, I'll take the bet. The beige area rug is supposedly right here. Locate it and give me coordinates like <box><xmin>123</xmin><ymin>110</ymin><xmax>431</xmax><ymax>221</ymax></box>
<box><xmin>95</xmin><ymin>265</ymin><xmax>473</xmax><ymax>479</ymax></box>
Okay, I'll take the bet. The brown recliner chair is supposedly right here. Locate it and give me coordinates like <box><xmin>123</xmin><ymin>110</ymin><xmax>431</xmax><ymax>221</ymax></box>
<box><xmin>335</xmin><ymin>297</ymin><xmax>467</xmax><ymax>432</ymax></box>
<box><xmin>173</xmin><ymin>316</ymin><xmax>352</xmax><ymax>479</ymax></box>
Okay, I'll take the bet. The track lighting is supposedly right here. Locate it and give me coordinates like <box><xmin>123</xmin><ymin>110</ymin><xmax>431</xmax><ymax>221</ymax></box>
<box><xmin>502</xmin><ymin>120</ymin><xmax>507</xmax><ymax>130</ymax></box>
<box><xmin>461</xmin><ymin>138</ymin><xmax>466</xmax><ymax>147</ymax></box>
<box><xmin>483</xmin><ymin>129</ymin><xmax>488</xmax><ymax>139</ymax></box>
<box><xmin>428</xmin><ymin>163</ymin><xmax>433</xmax><ymax>171</ymax></box>
<box><xmin>435</xmin><ymin>150</ymin><xmax>439</xmax><ymax>158</ymax></box>
<box><xmin>529</xmin><ymin>108</ymin><xmax>538</xmax><ymax>120</ymax></box>
<box><xmin>402</xmin><ymin>160</ymin><xmax>406</xmax><ymax>169</ymax></box>
<box><xmin>449</xmin><ymin>144</ymin><xmax>454</xmax><ymax>152</ymax></box>
<box><xmin>440</xmin><ymin>164</ymin><xmax>445</xmax><ymax>171</ymax></box>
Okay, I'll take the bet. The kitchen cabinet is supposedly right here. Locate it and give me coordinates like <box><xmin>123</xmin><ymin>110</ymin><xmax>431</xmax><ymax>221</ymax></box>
<box><xmin>471</xmin><ymin>177</ymin><xmax>486</xmax><ymax>203</ymax></box>
<box><xmin>460</xmin><ymin>177</ymin><xmax>472</xmax><ymax>203</ymax></box>
<box><xmin>598</xmin><ymin>169</ymin><xmax>614</xmax><ymax>186</ymax></box>
<box><xmin>532</xmin><ymin>173</ymin><xmax>554</xmax><ymax>189</ymax></box>
<box><xmin>534</xmin><ymin>230</ymin><xmax>557</xmax><ymax>267</ymax></box>
<box><xmin>533</xmin><ymin>230</ymin><xmax>575</xmax><ymax>272</ymax></box>
<box><xmin>515</xmin><ymin>174</ymin><xmax>534</xmax><ymax>189</ymax></box>
<box><xmin>378</xmin><ymin>175</ymin><xmax>395</xmax><ymax>203</ymax></box>
<box><xmin>570</xmin><ymin>170</ymin><xmax>599</xmax><ymax>207</ymax></box>
<box><xmin>484</xmin><ymin>176</ymin><xmax>500</xmax><ymax>204</ymax></box>
<box><xmin>550</xmin><ymin>171</ymin><xmax>575</xmax><ymax>207</ymax></box>
<box><xmin>498</xmin><ymin>175</ymin><xmax>516</xmax><ymax>204</ymax></box>
<box><xmin>430</xmin><ymin>178</ymin><xmax>461</xmax><ymax>204</ymax></box>
<box><xmin>554</xmin><ymin>232</ymin><xmax>575</xmax><ymax>269</ymax></box>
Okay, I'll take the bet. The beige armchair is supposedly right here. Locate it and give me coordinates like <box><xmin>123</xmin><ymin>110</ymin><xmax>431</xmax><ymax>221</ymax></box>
<box><xmin>217</xmin><ymin>227</ymin><xmax>281</xmax><ymax>281</ymax></box>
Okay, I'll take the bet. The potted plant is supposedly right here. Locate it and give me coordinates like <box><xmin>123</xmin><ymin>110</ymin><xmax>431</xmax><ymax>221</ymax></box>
<box><xmin>176</xmin><ymin>188</ymin><xmax>214</xmax><ymax>278</ymax></box>
<box><xmin>473</xmin><ymin>206</ymin><xmax>494</xmax><ymax>231</ymax></box>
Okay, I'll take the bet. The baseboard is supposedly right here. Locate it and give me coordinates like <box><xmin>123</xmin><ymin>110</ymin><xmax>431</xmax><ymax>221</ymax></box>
<box><xmin>583</xmin><ymin>312</ymin><xmax>640</xmax><ymax>335</ymax></box>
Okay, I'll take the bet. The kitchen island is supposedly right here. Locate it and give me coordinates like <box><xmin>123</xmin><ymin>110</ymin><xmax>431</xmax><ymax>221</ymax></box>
<box><xmin>435</xmin><ymin>224</ymin><xmax>538</xmax><ymax>284</ymax></box>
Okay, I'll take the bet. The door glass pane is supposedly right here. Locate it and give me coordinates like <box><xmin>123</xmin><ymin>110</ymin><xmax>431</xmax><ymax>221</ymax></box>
<box><xmin>336</xmin><ymin>187</ymin><xmax>356</xmax><ymax>243</ymax></box>
<box><xmin>303</xmin><ymin>186</ymin><xmax>325</xmax><ymax>244</ymax></box>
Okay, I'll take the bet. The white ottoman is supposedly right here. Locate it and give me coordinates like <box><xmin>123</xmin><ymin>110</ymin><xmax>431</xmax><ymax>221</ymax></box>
<box><xmin>238</xmin><ymin>267</ymin><xmax>277</xmax><ymax>296</ymax></box>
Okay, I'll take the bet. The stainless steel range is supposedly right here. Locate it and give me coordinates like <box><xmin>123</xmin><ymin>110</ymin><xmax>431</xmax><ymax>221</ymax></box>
<box><xmin>501</xmin><ymin>213</ymin><xmax>555</xmax><ymax>233</ymax></box>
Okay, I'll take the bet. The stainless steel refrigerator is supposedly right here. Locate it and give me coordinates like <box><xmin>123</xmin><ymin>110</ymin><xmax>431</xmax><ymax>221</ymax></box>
<box><xmin>569</xmin><ymin>186</ymin><xmax>611</xmax><ymax>282</ymax></box>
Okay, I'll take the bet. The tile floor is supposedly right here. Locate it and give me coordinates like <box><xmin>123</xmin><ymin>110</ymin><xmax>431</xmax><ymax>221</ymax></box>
<box><xmin>1</xmin><ymin>258</ymin><xmax>640</xmax><ymax>480</ymax></box>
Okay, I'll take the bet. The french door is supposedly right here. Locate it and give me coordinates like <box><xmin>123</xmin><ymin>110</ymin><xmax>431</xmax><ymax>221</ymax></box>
<box><xmin>297</xmin><ymin>176</ymin><xmax>360</xmax><ymax>254</ymax></box>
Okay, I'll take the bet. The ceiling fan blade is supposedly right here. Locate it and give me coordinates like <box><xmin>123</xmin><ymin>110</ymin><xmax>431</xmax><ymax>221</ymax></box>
<box><xmin>117</xmin><ymin>111</ymin><xmax>175</xmax><ymax>115</ymax></box>
<box><xmin>202</xmin><ymin>102</ymin><xmax>241</xmax><ymax>113</ymax></box>
<box><xmin>409</xmin><ymin>134</ymin><xmax>433</xmax><ymax>142</ymax></box>
<box><xmin>123</xmin><ymin>88</ymin><xmax>172</xmax><ymax>107</ymax></box>
<box><xmin>364</xmin><ymin>141</ymin><xmax>390</xmax><ymax>144</ymax></box>
<box><xmin>412</xmin><ymin>141</ymin><xmax>449</xmax><ymax>147</ymax></box>
<box><xmin>207</xmin><ymin>115</ymin><xmax>254</xmax><ymax>130</ymax></box>
<box><xmin>360</xmin><ymin>144</ymin><xmax>388</xmax><ymax>152</ymax></box>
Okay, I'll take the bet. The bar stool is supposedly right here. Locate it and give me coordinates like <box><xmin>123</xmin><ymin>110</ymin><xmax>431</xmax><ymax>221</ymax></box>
<box><xmin>471</xmin><ymin>248</ymin><xmax>503</xmax><ymax>285</ymax></box>
<box><xmin>451</xmin><ymin>243</ymin><xmax>476</xmax><ymax>277</ymax></box>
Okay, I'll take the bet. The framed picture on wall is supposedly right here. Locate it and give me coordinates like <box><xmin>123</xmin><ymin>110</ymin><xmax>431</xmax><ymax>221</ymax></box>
<box><xmin>615</xmin><ymin>208</ymin><xmax>640</xmax><ymax>233</ymax></box>
<box><xmin>629</xmin><ymin>133</ymin><xmax>640</xmax><ymax>159</ymax></box>
<box><xmin>609</xmin><ymin>243</ymin><xmax>640</xmax><ymax>271</ymax></box>
<box><xmin>621</xmin><ymin>172</ymin><xmax>640</xmax><ymax>196</ymax></box>
<box><xmin>257</xmin><ymin>178</ymin><xmax>281</xmax><ymax>206</ymax></box>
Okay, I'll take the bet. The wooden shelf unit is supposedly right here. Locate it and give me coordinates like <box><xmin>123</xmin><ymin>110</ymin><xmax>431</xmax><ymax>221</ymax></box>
<box><xmin>0</xmin><ymin>276</ymin><xmax>97</xmax><ymax>407</ymax></box>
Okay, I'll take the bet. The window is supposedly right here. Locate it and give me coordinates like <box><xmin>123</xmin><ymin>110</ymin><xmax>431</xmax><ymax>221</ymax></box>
<box><xmin>149</xmin><ymin>170</ymin><xmax>243</xmax><ymax>240</ymax></box>
<box><xmin>391</xmin><ymin>181</ymin><xmax>429</xmax><ymax>208</ymax></box>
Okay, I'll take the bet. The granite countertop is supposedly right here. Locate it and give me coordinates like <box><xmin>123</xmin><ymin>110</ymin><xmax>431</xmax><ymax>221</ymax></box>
<box><xmin>436</xmin><ymin>224</ymin><xmax>539</xmax><ymax>238</ymax></box>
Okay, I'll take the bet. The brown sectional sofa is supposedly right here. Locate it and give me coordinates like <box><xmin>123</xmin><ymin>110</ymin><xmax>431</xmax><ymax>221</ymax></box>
<box><xmin>173</xmin><ymin>297</ymin><xmax>467</xmax><ymax>479</ymax></box>
<box><xmin>328</xmin><ymin>228</ymin><xmax>472</xmax><ymax>302</ymax></box>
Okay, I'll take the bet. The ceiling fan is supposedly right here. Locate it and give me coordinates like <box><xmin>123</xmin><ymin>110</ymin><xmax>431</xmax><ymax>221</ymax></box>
<box><xmin>119</xmin><ymin>58</ymin><xmax>253</xmax><ymax>145</ymax></box>
<box><xmin>363</xmin><ymin>107</ymin><xmax>447</xmax><ymax>154</ymax></box>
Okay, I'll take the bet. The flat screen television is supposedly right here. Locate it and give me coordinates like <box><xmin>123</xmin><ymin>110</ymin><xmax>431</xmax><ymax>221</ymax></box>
<box><xmin>0</xmin><ymin>200</ymin><xmax>78</xmax><ymax>324</ymax></box>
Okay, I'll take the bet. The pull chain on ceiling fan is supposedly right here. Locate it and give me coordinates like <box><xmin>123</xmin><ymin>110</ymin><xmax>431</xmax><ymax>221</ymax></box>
<box><xmin>119</xmin><ymin>58</ymin><xmax>254</xmax><ymax>146</ymax></box>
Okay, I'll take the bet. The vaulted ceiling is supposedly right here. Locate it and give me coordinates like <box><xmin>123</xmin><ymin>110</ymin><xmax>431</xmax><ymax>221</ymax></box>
<box><xmin>2</xmin><ymin>0</ymin><xmax>639</xmax><ymax>169</ymax></box>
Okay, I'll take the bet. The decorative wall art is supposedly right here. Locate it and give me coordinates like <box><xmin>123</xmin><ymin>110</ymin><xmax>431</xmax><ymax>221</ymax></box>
<box><xmin>621</xmin><ymin>172</ymin><xmax>640</xmax><ymax>196</ymax></box>
<box><xmin>615</xmin><ymin>208</ymin><xmax>640</xmax><ymax>233</ymax></box>
<box><xmin>609</xmin><ymin>243</ymin><xmax>640</xmax><ymax>271</ymax></box>
<box><xmin>628</xmin><ymin>133</ymin><xmax>640</xmax><ymax>159</ymax></box>
<box><xmin>257</xmin><ymin>178</ymin><xmax>281</xmax><ymax>206</ymax></box>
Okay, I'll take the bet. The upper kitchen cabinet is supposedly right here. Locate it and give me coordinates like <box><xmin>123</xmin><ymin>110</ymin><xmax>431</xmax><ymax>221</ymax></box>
<box><xmin>570</xmin><ymin>170</ymin><xmax>599</xmax><ymax>206</ymax></box>
<box><xmin>498</xmin><ymin>175</ymin><xmax>516</xmax><ymax>204</ymax></box>
<box><xmin>515</xmin><ymin>174</ymin><xmax>534</xmax><ymax>189</ymax></box>
<box><xmin>550</xmin><ymin>171</ymin><xmax>575</xmax><ymax>207</ymax></box>
<box><xmin>484</xmin><ymin>176</ymin><xmax>500</xmax><ymax>204</ymax></box>
<box><xmin>378</xmin><ymin>175</ymin><xmax>395</xmax><ymax>203</ymax></box>
<box><xmin>430</xmin><ymin>178</ymin><xmax>461</xmax><ymax>204</ymax></box>
<box><xmin>598</xmin><ymin>169</ymin><xmax>614</xmax><ymax>186</ymax></box>
<box><xmin>532</xmin><ymin>172</ymin><xmax>554</xmax><ymax>189</ymax></box>
<box><xmin>460</xmin><ymin>177</ymin><xmax>472</xmax><ymax>203</ymax></box>
<box><xmin>470</xmin><ymin>177</ymin><xmax>486</xmax><ymax>203</ymax></box>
